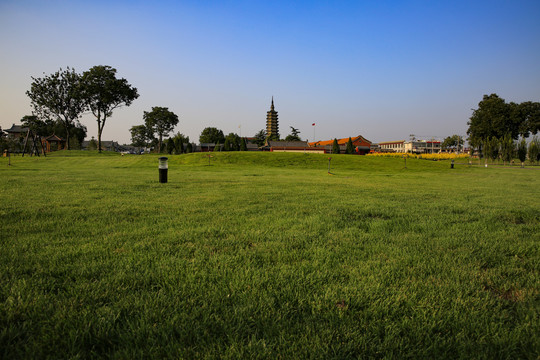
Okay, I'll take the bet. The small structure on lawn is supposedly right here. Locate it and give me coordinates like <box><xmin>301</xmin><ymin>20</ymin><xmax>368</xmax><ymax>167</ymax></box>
<box><xmin>43</xmin><ymin>134</ymin><xmax>66</xmax><ymax>152</ymax></box>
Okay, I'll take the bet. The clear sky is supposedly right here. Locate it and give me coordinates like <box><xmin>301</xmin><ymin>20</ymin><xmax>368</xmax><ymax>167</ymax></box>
<box><xmin>1</xmin><ymin>0</ymin><xmax>539</xmax><ymax>144</ymax></box>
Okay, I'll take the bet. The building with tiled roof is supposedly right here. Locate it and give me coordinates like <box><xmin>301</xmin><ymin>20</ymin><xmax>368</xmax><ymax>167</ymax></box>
<box><xmin>309</xmin><ymin>135</ymin><xmax>372</xmax><ymax>154</ymax></box>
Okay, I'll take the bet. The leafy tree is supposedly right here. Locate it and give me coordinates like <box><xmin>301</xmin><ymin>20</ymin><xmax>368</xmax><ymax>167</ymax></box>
<box><xmin>500</xmin><ymin>133</ymin><xmax>515</xmax><ymax>165</ymax></box>
<box><xmin>254</xmin><ymin>129</ymin><xmax>266</xmax><ymax>147</ymax></box>
<box><xmin>186</xmin><ymin>142</ymin><xmax>193</xmax><ymax>153</ymax></box>
<box><xmin>517</xmin><ymin>138</ymin><xmax>527</xmax><ymax>167</ymax></box>
<box><xmin>130</xmin><ymin>124</ymin><xmax>153</xmax><ymax>149</ymax></box>
<box><xmin>26</xmin><ymin>67</ymin><xmax>86</xmax><ymax>149</ymax></box>
<box><xmin>81</xmin><ymin>65</ymin><xmax>139</xmax><ymax>153</ymax></box>
<box><xmin>223</xmin><ymin>138</ymin><xmax>231</xmax><ymax>151</ymax></box>
<box><xmin>199</xmin><ymin>127</ymin><xmax>225</xmax><ymax>144</ymax></box>
<box><xmin>468</xmin><ymin>94</ymin><xmax>540</xmax><ymax>144</ymax></box>
<box><xmin>88</xmin><ymin>137</ymin><xmax>98</xmax><ymax>150</ymax></box>
<box><xmin>266</xmin><ymin>133</ymin><xmax>280</xmax><ymax>142</ymax></box>
<box><xmin>166</xmin><ymin>138</ymin><xmax>176</xmax><ymax>154</ymax></box>
<box><xmin>528</xmin><ymin>136</ymin><xmax>539</xmax><ymax>164</ymax></box>
<box><xmin>442</xmin><ymin>135</ymin><xmax>464</xmax><ymax>152</ymax></box>
<box><xmin>482</xmin><ymin>138</ymin><xmax>492</xmax><ymax>165</ymax></box>
<box><xmin>21</xmin><ymin>115</ymin><xmax>47</xmax><ymax>136</ymax></box>
<box><xmin>224</xmin><ymin>133</ymin><xmax>240</xmax><ymax>151</ymax></box>
<box><xmin>240</xmin><ymin>137</ymin><xmax>247</xmax><ymax>151</ymax></box>
<box><xmin>332</xmin><ymin>138</ymin><xmax>340</xmax><ymax>154</ymax></box>
<box><xmin>285</xmin><ymin>126</ymin><xmax>301</xmax><ymax>141</ymax></box>
<box><xmin>345</xmin><ymin>137</ymin><xmax>355</xmax><ymax>154</ymax></box>
<box><xmin>214</xmin><ymin>142</ymin><xmax>221</xmax><ymax>152</ymax></box>
<box><xmin>171</xmin><ymin>133</ymin><xmax>188</xmax><ymax>154</ymax></box>
<box><xmin>489</xmin><ymin>137</ymin><xmax>500</xmax><ymax>163</ymax></box>
<box><xmin>20</xmin><ymin>114</ymin><xmax>86</xmax><ymax>148</ymax></box>
<box><xmin>143</xmin><ymin>107</ymin><xmax>179</xmax><ymax>153</ymax></box>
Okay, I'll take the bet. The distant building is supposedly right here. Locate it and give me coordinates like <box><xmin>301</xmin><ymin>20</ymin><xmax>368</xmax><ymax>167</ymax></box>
<box><xmin>266</xmin><ymin>97</ymin><xmax>279</xmax><ymax>140</ymax></box>
<box><xmin>378</xmin><ymin>140</ymin><xmax>441</xmax><ymax>154</ymax></box>
<box><xmin>268</xmin><ymin>140</ymin><xmax>325</xmax><ymax>153</ymax></box>
<box><xmin>4</xmin><ymin>124</ymin><xmax>28</xmax><ymax>139</ymax></box>
<box><xmin>81</xmin><ymin>140</ymin><xmax>121</xmax><ymax>152</ymax></box>
<box><xmin>309</xmin><ymin>135</ymin><xmax>372</xmax><ymax>154</ymax></box>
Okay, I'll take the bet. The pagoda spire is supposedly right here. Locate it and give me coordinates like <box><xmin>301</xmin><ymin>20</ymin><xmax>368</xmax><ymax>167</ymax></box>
<box><xmin>266</xmin><ymin>96</ymin><xmax>279</xmax><ymax>140</ymax></box>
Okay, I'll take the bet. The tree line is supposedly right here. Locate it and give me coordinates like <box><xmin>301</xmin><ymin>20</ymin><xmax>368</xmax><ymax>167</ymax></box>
<box><xmin>25</xmin><ymin>66</ymin><xmax>139</xmax><ymax>152</ymax></box>
<box><xmin>467</xmin><ymin>93</ymin><xmax>540</xmax><ymax>166</ymax></box>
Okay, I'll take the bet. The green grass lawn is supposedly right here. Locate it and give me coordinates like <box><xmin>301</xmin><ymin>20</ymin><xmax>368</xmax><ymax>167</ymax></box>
<box><xmin>1</xmin><ymin>151</ymin><xmax>539</xmax><ymax>359</ymax></box>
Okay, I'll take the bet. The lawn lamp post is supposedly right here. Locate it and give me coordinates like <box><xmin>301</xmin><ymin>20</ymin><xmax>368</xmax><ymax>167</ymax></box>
<box><xmin>158</xmin><ymin>157</ymin><xmax>168</xmax><ymax>183</ymax></box>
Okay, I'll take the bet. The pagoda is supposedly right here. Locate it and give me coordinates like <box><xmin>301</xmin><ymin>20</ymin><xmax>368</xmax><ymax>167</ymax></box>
<box><xmin>266</xmin><ymin>97</ymin><xmax>279</xmax><ymax>140</ymax></box>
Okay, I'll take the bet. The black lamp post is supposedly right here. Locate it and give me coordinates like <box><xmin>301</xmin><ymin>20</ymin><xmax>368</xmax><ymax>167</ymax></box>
<box><xmin>159</xmin><ymin>157</ymin><xmax>168</xmax><ymax>183</ymax></box>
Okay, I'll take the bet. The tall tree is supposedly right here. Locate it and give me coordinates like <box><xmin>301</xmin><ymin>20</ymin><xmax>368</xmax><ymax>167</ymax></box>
<box><xmin>130</xmin><ymin>124</ymin><xmax>153</xmax><ymax>150</ymax></box>
<box><xmin>345</xmin><ymin>137</ymin><xmax>355</xmax><ymax>154</ymax></box>
<box><xmin>517</xmin><ymin>138</ymin><xmax>528</xmax><ymax>167</ymax></box>
<box><xmin>285</xmin><ymin>126</ymin><xmax>301</xmax><ymax>141</ymax></box>
<box><xmin>528</xmin><ymin>136</ymin><xmax>540</xmax><ymax>164</ymax></box>
<box><xmin>143</xmin><ymin>107</ymin><xmax>179</xmax><ymax>153</ymax></box>
<box><xmin>166</xmin><ymin>138</ymin><xmax>175</xmax><ymax>154</ymax></box>
<box><xmin>223</xmin><ymin>138</ymin><xmax>231</xmax><ymax>151</ymax></box>
<box><xmin>500</xmin><ymin>134</ymin><xmax>515</xmax><ymax>165</ymax></box>
<box><xmin>467</xmin><ymin>94</ymin><xmax>540</xmax><ymax>147</ymax></box>
<box><xmin>240</xmin><ymin>137</ymin><xmax>247</xmax><ymax>151</ymax></box>
<box><xmin>467</xmin><ymin>94</ymin><xmax>511</xmax><ymax>144</ymax></box>
<box><xmin>224</xmin><ymin>133</ymin><xmax>240</xmax><ymax>151</ymax></box>
<box><xmin>81</xmin><ymin>65</ymin><xmax>139</xmax><ymax>153</ymax></box>
<box><xmin>26</xmin><ymin>67</ymin><xmax>86</xmax><ymax>149</ymax></box>
<box><xmin>199</xmin><ymin>127</ymin><xmax>225</xmax><ymax>144</ymax></box>
<box><xmin>442</xmin><ymin>135</ymin><xmax>464</xmax><ymax>152</ymax></box>
<box><xmin>518</xmin><ymin>101</ymin><xmax>540</xmax><ymax>136</ymax></box>
<box><xmin>21</xmin><ymin>115</ymin><xmax>47</xmax><ymax>136</ymax></box>
<box><xmin>332</xmin><ymin>138</ymin><xmax>340</xmax><ymax>154</ymax></box>
<box><xmin>171</xmin><ymin>133</ymin><xmax>189</xmax><ymax>154</ymax></box>
<box><xmin>254</xmin><ymin>129</ymin><xmax>266</xmax><ymax>147</ymax></box>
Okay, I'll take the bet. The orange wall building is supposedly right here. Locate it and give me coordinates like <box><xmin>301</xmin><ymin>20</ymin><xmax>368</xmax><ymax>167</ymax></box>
<box><xmin>309</xmin><ymin>135</ymin><xmax>372</xmax><ymax>154</ymax></box>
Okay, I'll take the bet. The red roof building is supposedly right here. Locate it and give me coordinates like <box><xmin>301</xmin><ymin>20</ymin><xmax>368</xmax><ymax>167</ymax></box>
<box><xmin>309</xmin><ymin>135</ymin><xmax>372</xmax><ymax>154</ymax></box>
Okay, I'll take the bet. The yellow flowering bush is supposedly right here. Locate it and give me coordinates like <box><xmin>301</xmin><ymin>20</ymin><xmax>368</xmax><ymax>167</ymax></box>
<box><xmin>367</xmin><ymin>152</ymin><xmax>470</xmax><ymax>160</ymax></box>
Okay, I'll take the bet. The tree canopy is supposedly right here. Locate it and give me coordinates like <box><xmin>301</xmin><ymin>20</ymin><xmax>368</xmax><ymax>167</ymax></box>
<box><xmin>254</xmin><ymin>129</ymin><xmax>266</xmax><ymax>147</ymax></box>
<box><xmin>81</xmin><ymin>65</ymin><xmax>138</xmax><ymax>153</ymax></box>
<box><xmin>26</xmin><ymin>67</ymin><xmax>86</xmax><ymax>149</ymax></box>
<box><xmin>143</xmin><ymin>107</ymin><xmax>179</xmax><ymax>153</ymax></box>
<box><xmin>345</xmin><ymin>137</ymin><xmax>355</xmax><ymax>154</ymax></box>
<box><xmin>130</xmin><ymin>124</ymin><xmax>153</xmax><ymax>149</ymax></box>
<box><xmin>285</xmin><ymin>127</ymin><xmax>301</xmax><ymax>141</ymax></box>
<box><xmin>467</xmin><ymin>94</ymin><xmax>540</xmax><ymax>146</ymax></box>
<box><xmin>441</xmin><ymin>135</ymin><xmax>464</xmax><ymax>152</ymax></box>
<box><xmin>21</xmin><ymin>114</ymin><xmax>86</xmax><ymax>147</ymax></box>
<box><xmin>332</xmin><ymin>139</ymin><xmax>340</xmax><ymax>154</ymax></box>
<box><xmin>199</xmin><ymin>127</ymin><xmax>225</xmax><ymax>144</ymax></box>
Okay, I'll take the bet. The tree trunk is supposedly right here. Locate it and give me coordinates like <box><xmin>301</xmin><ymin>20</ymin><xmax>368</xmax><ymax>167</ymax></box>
<box><xmin>65</xmin><ymin>123</ymin><xmax>70</xmax><ymax>150</ymax></box>
<box><xmin>158</xmin><ymin>134</ymin><xmax>163</xmax><ymax>154</ymax></box>
<box><xmin>97</xmin><ymin>119</ymin><xmax>102</xmax><ymax>153</ymax></box>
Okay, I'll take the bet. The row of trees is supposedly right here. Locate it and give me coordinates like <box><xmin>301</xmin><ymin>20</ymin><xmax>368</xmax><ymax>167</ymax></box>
<box><xmin>467</xmin><ymin>93</ymin><xmax>539</xmax><ymax>148</ymax></box>
<box><xmin>481</xmin><ymin>135</ymin><xmax>539</xmax><ymax>167</ymax></box>
<box><xmin>467</xmin><ymin>93</ymin><xmax>540</xmax><ymax>165</ymax></box>
<box><xmin>329</xmin><ymin>138</ymin><xmax>356</xmax><ymax>154</ymax></box>
<box><xmin>26</xmin><ymin>66</ymin><xmax>139</xmax><ymax>151</ymax></box>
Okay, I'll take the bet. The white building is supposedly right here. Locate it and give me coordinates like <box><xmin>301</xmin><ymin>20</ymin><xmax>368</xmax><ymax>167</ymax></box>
<box><xmin>378</xmin><ymin>140</ymin><xmax>441</xmax><ymax>154</ymax></box>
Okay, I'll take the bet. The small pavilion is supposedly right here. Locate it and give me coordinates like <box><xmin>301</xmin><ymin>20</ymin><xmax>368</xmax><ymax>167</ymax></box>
<box><xmin>43</xmin><ymin>135</ymin><xmax>66</xmax><ymax>152</ymax></box>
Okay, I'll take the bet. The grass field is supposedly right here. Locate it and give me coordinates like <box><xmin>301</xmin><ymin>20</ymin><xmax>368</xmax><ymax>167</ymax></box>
<box><xmin>1</xmin><ymin>151</ymin><xmax>539</xmax><ymax>359</ymax></box>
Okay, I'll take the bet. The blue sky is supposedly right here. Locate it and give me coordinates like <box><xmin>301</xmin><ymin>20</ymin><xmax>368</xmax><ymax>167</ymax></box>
<box><xmin>1</xmin><ymin>0</ymin><xmax>539</xmax><ymax>144</ymax></box>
